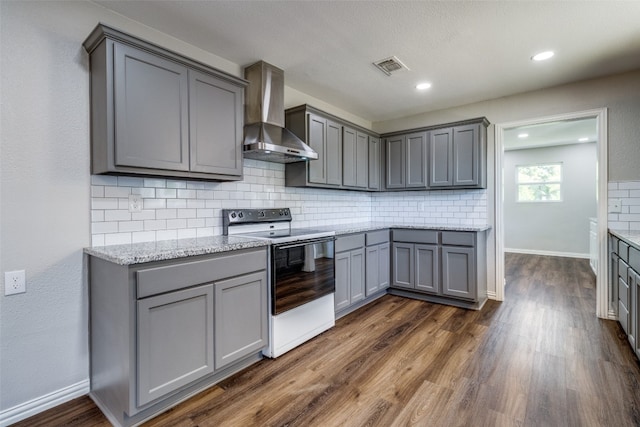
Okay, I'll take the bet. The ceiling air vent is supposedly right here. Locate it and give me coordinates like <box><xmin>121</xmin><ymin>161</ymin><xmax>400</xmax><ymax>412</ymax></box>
<box><xmin>373</xmin><ymin>56</ymin><xmax>410</xmax><ymax>76</ymax></box>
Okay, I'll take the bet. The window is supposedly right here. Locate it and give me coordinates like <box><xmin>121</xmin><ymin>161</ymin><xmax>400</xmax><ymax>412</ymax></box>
<box><xmin>516</xmin><ymin>163</ymin><xmax>562</xmax><ymax>202</ymax></box>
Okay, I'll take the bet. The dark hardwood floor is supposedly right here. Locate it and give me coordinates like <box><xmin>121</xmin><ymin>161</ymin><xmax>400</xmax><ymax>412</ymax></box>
<box><xmin>14</xmin><ymin>254</ymin><xmax>640</xmax><ymax>426</ymax></box>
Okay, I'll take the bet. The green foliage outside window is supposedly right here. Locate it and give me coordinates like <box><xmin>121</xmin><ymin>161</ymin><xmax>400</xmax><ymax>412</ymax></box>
<box><xmin>516</xmin><ymin>163</ymin><xmax>562</xmax><ymax>202</ymax></box>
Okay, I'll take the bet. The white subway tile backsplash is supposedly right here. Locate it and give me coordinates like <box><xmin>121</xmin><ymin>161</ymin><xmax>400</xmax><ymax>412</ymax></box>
<box><xmin>90</xmin><ymin>161</ymin><xmax>493</xmax><ymax>246</ymax></box>
<box><xmin>104</xmin><ymin>233</ymin><xmax>132</xmax><ymax>246</ymax></box>
<box><xmin>608</xmin><ymin>180</ymin><xmax>640</xmax><ymax>231</ymax></box>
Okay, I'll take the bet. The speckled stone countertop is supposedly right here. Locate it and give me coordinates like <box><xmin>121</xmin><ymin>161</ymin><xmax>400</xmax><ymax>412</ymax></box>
<box><xmin>609</xmin><ymin>229</ymin><xmax>640</xmax><ymax>250</ymax></box>
<box><xmin>314</xmin><ymin>222</ymin><xmax>491</xmax><ymax>236</ymax></box>
<box><xmin>84</xmin><ymin>235</ymin><xmax>269</xmax><ymax>266</ymax></box>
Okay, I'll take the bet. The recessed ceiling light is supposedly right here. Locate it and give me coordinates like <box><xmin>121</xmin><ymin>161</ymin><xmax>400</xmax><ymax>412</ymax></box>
<box><xmin>416</xmin><ymin>82</ymin><xmax>432</xmax><ymax>90</ymax></box>
<box><xmin>531</xmin><ymin>51</ymin><xmax>554</xmax><ymax>61</ymax></box>
<box><xmin>518</xmin><ymin>133</ymin><xmax>529</xmax><ymax>138</ymax></box>
<box><xmin>579</xmin><ymin>137</ymin><xmax>589</xmax><ymax>142</ymax></box>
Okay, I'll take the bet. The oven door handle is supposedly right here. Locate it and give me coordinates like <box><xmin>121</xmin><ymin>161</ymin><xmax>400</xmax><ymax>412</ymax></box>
<box><xmin>274</xmin><ymin>237</ymin><xmax>335</xmax><ymax>250</ymax></box>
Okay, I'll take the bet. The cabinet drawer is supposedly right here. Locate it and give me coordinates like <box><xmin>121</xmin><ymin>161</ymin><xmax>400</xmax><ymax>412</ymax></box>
<box><xmin>619</xmin><ymin>300</ymin><xmax>629</xmax><ymax>335</ymax></box>
<box><xmin>393</xmin><ymin>229</ymin><xmax>438</xmax><ymax>244</ymax></box>
<box><xmin>619</xmin><ymin>240</ymin><xmax>630</xmax><ymax>262</ymax></box>
<box><xmin>336</xmin><ymin>233</ymin><xmax>365</xmax><ymax>252</ymax></box>
<box><xmin>441</xmin><ymin>231</ymin><xmax>475</xmax><ymax>247</ymax></box>
<box><xmin>366</xmin><ymin>229</ymin><xmax>390</xmax><ymax>246</ymax></box>
<box><xmin>630</xmin><ymin>246</ymin><xmax>640</xmax><ymax>273</ymax></box>
<box><xmin>137</xmin><ymin>249</ymin><xmax>267</xmax><ymax>298</ymax></box>
<box><xmin>619</xmin><ymin>276</ymin><xmax>630</xmax><ymax>308</ymax></box>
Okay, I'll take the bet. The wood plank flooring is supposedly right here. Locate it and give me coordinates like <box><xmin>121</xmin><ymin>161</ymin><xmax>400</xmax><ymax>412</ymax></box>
<box><xmin>14</xmin><ymin>254</ymin><xmax>640</xmax><ymax>426</ymax></box>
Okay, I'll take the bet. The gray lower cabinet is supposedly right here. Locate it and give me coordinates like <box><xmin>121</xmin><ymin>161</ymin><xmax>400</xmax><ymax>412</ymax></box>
<box><xmin>84</xmin><ymin>24</ymin><xmax>246</xmax><ymax>181</ymax></box>
<box><xmin>88</xmin><ymin>247</ymin><xmax>268</xmax><ymax>427</ymax></box>
<box><xmin>335</xmin><ymin>246</ymin><xmax>365</xmax><ymax>312</ymax></box>
<box><xmin>609</xmin><ymin>233</ymin><xmax>640</xmax><ymax>360</ymax></box>
<box><xmin>390</xmin><ymin>229</ymin><xmax>487</xmax><ymax>309</ymax></box>
<box><xmin>137</xmin><ymin>284</ymin><xmax>214</xmax><ymax>407</ymax></box>
<box><xmin>366</xmin><ymin>243</ymin><xmax>390</xmax><ymax>295</ymax></box>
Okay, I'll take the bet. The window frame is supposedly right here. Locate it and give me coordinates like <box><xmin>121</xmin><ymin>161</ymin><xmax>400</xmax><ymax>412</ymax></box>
<box><xmin>515</xmin><ymin>162</ymin><xmax>563</xmax><ymax>203</ymax></box>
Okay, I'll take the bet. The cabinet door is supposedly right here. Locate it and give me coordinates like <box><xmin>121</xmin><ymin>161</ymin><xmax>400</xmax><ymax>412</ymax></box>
<box><xmin>366</xmin><ymin>246</ymin><xmax>380</xmax><ymax>296</ymax></box>
<box><xmin>137</xmin><ymin>284</ymin><xmax>214</xmax><ymax>407</ymax></box>
<box><xmin>214</xmin><ymin>271</ymin><xmax>268</xmax><ymax>369</ymax></box>
<box><xmin>453</xmin><ymin>124</ymin><xmax>480</xmax><ymax>186</ymax></box>
<box><xmin>628</xmin><ymin>269</ymin><xmax>636</xmax><ymax>350</ymax></box>
<box><xmin>378</xmin><ymin>243</ymin><xmax>390</xmax><ymax>290</ymax></box>
<box><xmin>189</xmin><ymin>70</ymin><xmax>243</xmax><ymax>176</ymax></box>
<box><xmin>392</xmin><ymin>243</ymin><xmax>414</xmax><ymax>289</ymax></box>
<box><xmin>335</xmin><ymin>252</ymin><xmax>351</xmax><ymax>312</ymax></box>
<box><xmin>368</xmin><ymin>137</ymin><xmax>380</xmax><ymax>190</ymax></box>
<box><xmin>308</xmin><ymin>114</ymin><xmax>327</xmax><ymax>184</ymax></box>
<box><xmin>350</xmin><ymin>248</ymin><xmax>365</xmax><ymax>303</ymax></box>
<box><xmin>342</xmin><ymin>127</ymin><xmax>357</xmax><ymax>187</ymax></box>
<box><xmin>406</xmin><ymin>132</ymin><xmax>428</xmax><ymax>188</ymax></box>
<box><xmin>611</xmin><ymin>253</ymin><xmax>620</xmax><ymax>312</ymax></box>
<box><xmin>114</xmin><ymin>43</ymin><xmax>189</xmax><ymax>171</ymax></box>
<box><xmin>356</xmin><ymin>132</ymin><xmax>369</xmax><ymax>188</ymax></box>
<box><xmin>442</xmin><ymin>246</ymin><xmax>476</xmax><ymax>300</ymax></box>
<box><xmin>326</xmin><ymin>120</ymin><xmax>343</xmax><ymax>186</ymax></box>
<box><xmin>415</xmin><ymin>244</ymin><xmax>439</xmax><ymax>294</ymax></box>
<box><xmin>386</xmin><ymin>136</ymin><xmax>406</xmax><ymax>189</ymax></box>
<box><xmin>634</xmin><ymin>270</ymin><xmax>640</xmax><ymax>359</ymax></box>
<box><xmin>429</xmin><ymin>128</ymin><xmax>453</xmax><ymax>187</ymax></box>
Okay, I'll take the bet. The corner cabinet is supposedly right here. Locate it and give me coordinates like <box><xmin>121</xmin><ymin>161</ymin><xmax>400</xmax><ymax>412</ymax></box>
<box><xmin>390</xmin><ymin>228</ymin><xmax>488</xmax><ymax>310</ymax></box>
<box><xmin>285</xmin><ymin>105</ymin><xmax>381</xmax><ymax>192</ymax></box>
<box><xmin>383</xmin><ymin>117</ymin><xmax>489</xmax><ymax>191</ymax></box>
<box><xmin>88</xmin><ymin>247</ymin><xmax>268</xmax><ymax>427</ymax></box>
<box><xmin>83</xmin><ymin>24</ymin><xmax>246</xmax><ymax>181</ymax></box>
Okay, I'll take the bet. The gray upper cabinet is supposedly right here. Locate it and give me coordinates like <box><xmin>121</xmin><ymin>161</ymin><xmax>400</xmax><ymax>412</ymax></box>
<box><xmin>384</xmin><ymin>117</ymin><xmax>488</xmax><ymax>191</ymax></box>
<box><xmin>285</xmin><ymin>105</ymin><xmax>378</xmax><ymax>192</ymax></box>
<box><xmin>84</xmin><ymin>24</ymin><xmax>247</xmax><ymax>181</ymax></box>
<box><xmin>113</xmin><ymin>43</ymin><xmax>190</xmax><ymax>172</ymax></box>
<box><xmin>368</xmin><ymin>137</ymin><xmax>381</xmax><ymax>190</ymax></box>
<box><xmin>342</xmin><ymin>127</ymin><xmax>368</xmax><ymax>188</ymax></box>
<box><xmin>406</xmin><ymin>132</ymin><xmax>428</xmax><ymax>188</ymax></box>
<box><xmin>385</xmin><ymin>135</ymin><xmax>406</xmax><ymax>189</ymax></box>
<box><xmin>189</xmin><ymin>70</ymin><xmax>243</xmax><ymax>176</ymax></box>
<box><xmin>428</xmin><ymin>121</ymin><xmax>487</xmax><ymax>189</ymax></box>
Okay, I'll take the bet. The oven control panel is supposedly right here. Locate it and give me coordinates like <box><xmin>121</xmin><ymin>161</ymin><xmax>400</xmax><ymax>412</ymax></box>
<box><xmin>222</xmin><ymin>208</ymin><xmax>291</xmax><ymax>233</ymax></box>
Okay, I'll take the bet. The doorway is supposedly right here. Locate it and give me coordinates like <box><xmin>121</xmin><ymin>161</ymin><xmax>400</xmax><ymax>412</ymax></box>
<box><xmin>494</xmin><ymin>109</ymin><xmax>610</xmax><ymax>318</ymax></box>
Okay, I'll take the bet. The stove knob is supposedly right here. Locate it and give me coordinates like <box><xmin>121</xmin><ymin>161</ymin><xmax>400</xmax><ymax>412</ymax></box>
<box><xmin>230</xmin><ymin>212</ymin><xmax>236</xmax><ymax>219</ymax></box>
<box><xmin>258</xmin><ymin>211</ymin><xmax>265</xmax><ymax>217</ymax></box>
<box><xmin>284</xmin><ymin>209</ymin><xmax>290</xmax><ymax>216</ymax></box>
<box><xmin>238</xmin><ymin>212</ymin><xmax>244</xmax><ymax>219</ymax></box>
<box><xmin>279</xmin><ymin>211</ymin><xmax>284</xmax><ymax>216</ymax></box>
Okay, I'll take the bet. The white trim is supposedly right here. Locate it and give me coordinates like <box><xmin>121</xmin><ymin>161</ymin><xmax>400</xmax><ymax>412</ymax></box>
<box><xmin>494</xmin><ymin>108</ymin><xmax>608</xmax><ymax>317</ymax></box>
<box><xmin>0</xmin><ymin>380</ymin><xmax>89</xmax><ymax>426</ymax></box>
<box><xmin>487</xmin><ymin>290</ymin><xmax>497</xmax><ymax>300</ymax></box>
<box><xmin>505</xmin><ymin>248</ymin><xmax>589</xmax><ymax>259</ymax></box>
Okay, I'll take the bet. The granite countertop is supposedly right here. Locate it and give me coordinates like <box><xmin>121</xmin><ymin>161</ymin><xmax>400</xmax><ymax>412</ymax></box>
<box><xmin>85</xmin><ymin>223</ymin><xmax>491</xmax><ymax>265</ymax></box>
<box><xmin>609</xmin><ymin>229</ymin><xmax>640</xmax><ymax>250</ymax></box>
<box><xmin>316</xmin><ymin>222</ymin><xmax>491</xmax><ymax>236</ymax></box>
<box><xmin>84</xmin><ymin>235</ymin><xmax>269</xmax><ymax>265</ymax></box>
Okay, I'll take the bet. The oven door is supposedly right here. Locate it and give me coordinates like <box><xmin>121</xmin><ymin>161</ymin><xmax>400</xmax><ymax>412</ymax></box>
<box><xmin>271</xmin><ymin>237</ymin><xmax>335</xmax><ymax>315</ymax></box>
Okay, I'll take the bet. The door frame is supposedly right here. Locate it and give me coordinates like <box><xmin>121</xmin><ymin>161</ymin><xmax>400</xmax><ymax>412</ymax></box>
<box><xmin>493</xmin><ymin>108</ymin><xmax>610</xmax><ymax>318</ymax></box>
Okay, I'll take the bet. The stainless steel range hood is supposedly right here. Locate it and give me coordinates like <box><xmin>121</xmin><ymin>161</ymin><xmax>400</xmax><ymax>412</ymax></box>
<box><xmin>243</xmin><ymin>61</ymin><xmax>318</xmax><ymax>163</ymax></box>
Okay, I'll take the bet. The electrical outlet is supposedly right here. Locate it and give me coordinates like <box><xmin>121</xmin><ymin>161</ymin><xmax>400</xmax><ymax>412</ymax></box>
<box><xmin>5</xmin><ymin>270</ymin><xmax>26</xmax><ymax>296</ymax></box>
<box><xmin>129</xmin><ymin>194</ymin><xmax>143</xmax><ymax>213</ymax></box>
<box><xmin>609</xmin><ymin>199</ymin><xmax>622</xmax><ymax>213</ymax></box>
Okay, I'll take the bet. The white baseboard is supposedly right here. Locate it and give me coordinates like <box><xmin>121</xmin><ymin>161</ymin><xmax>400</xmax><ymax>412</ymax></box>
<box><xmin>0</xmin><ymin>380</ymin><xmax>89</xmax><ymax>427</ymax></box>
<box><xmin>504</xmin><ymin>248</ymin><xmax>589</xmax><ymax>259</ymax></box>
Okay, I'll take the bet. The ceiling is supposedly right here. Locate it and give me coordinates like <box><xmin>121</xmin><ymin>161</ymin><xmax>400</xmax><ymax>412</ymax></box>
<box><xmin>94</xmin><ymin>1</ymin><xmax>640</xmax><ymax>123</ymax></box>
<box><xmin>504</xmin><ymin>118</ymin><xmax>597</xmax><ymax>151</ymax></box>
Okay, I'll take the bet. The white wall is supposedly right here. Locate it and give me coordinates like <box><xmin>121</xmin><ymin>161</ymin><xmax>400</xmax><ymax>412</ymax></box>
<box><xmin>504</xmin><ymin>143</ymin><xmax>597</xmax><ymax>256</ymax></box>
